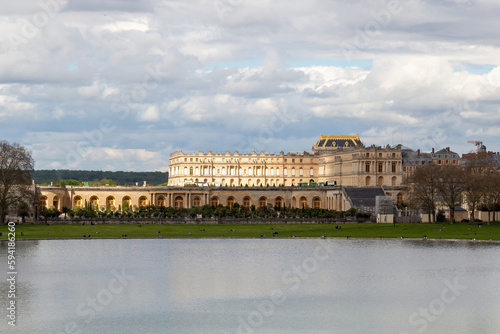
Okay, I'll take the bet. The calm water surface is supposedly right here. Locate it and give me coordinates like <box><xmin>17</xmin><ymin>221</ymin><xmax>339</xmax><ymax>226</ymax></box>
<box><xmin>1</xmin><ymin>238</ymin><xmax>499</xmax><ymax>334</ymax></box>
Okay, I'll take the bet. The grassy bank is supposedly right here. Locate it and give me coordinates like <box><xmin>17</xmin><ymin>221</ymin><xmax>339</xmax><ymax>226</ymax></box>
<box><xmin>1</xmin><ymin>221</ymin><xmax>500</xmax><ymax>241</ymax></box>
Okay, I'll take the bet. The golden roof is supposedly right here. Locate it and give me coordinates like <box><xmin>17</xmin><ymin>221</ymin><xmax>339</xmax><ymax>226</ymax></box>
<box><xmin>315</xmin><ymin>133</ymin><xmax>362</xmax><ymax>148</ymax></box>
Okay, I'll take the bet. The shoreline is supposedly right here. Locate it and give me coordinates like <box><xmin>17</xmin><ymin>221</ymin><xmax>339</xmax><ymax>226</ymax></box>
<box><xmin>5</xmin><ymin>236</ymin><xmax>500</xmax><ymax>243</ymax></box>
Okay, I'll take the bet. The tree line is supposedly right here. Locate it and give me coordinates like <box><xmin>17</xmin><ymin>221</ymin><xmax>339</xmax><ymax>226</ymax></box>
<box><xmin>31</xmin><ymin>170</ymin><xmax>169</xmax><ymax>186</ymax></box>
<box><xmin>407</xmin><ymin>153</ymin><xmax>500</xmax><ymax>224</ymax></box>
<box><xmin>40</xmin><ymin>201</ymin><xmax>367</xmax><ymax>220</ymax></box>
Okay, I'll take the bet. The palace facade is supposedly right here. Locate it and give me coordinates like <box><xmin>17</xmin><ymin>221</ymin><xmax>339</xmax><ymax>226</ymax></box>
<box><xmin>32</xmin><ymin>134</ymin><xmax>406</xmax><ymax>216</ymax></box>
<box><xmin>168</xmin><ymin>134</ymin><xmax>403</xmax><ymax>188</ymax></box>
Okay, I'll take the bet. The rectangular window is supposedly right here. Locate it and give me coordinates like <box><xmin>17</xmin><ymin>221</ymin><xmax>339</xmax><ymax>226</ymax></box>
<box><xmin>284</xmin><ymin>168</ymin><xmax>287</xmax><ymax>176</ymax></box>
<box><xmin>292</xmin><ymin>168</ymin><xmax>296</xmax><ymax>176</ymax></box>
<box><xmin>378</xmin><ymin>162</ymin><xmax>383</xmax><ymax>173</ymax></box>
<box><xmin>365</xmin><ymin>162</ymin><xmax>370</xmax><ymax>173</ymax></box>
<box><xmin>299</xmin><ymin>169</ymin><xmax>303</xmax><ymax>176</ymax></box>
<box><xmin>310</xmin><ymin>168</ymin><xmax>314</xmax><ymax>176</ymax></box>
<box><xmin>276</xmin><ymin>168</ymin><xmax>280</xmax><ymax>176</ymax></box>
<box><xmin>392</xmin><ymin>162</ymin><xmax>396</xmax><ymax>173</ymax></box>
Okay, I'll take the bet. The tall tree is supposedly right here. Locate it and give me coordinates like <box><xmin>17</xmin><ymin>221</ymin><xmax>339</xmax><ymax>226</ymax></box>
<box><xmin>408</xmin><ymin>163</ymin><xmax>440</xmax><ymax>223</ymax></box>
<box><xmin>481</xmin><ymin>171</ymin><xmax>500</xmax><ymax>224</ymax></box>
<box><xmin>435</xmin><ymin>165</ymin><xmax>465</xmax><ymax>224</ymax></box>
<box><xmin>463</xmin><ymin>152</ymin><xmax>496</xmax><ymax>223</ymax></box>
<box><xmin>0</xmin><ymin>141</ymin><xmax>35</xmax><ymax>224</ymax></box>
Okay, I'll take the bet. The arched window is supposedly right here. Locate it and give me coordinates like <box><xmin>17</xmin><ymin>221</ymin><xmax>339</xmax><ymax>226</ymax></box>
<box><xmin>90</xmin><ymin>196</ymin><xmax>98</xmax><ymax>210</ymax></box>
<box><xmin>299</xmin><ymin>168</ymin><xmax>303</xmax><ymax>176</ymax></box>
<box><xmin>366</xmin><ymin>176</ymin><xmax>371</xmax><ymax>186</ymax></box>
<box><xmin>193</xmin><ymin>196</ymin><xmax>201</xmax><ymax>207</ymax></box>
<box><xmin>122</xmin><ymin>196</ymin><xmax>131</xmax><ymax>210</ymax></box>
<box><xmin>157</xmin><ymin>196</ymin><xmax>165</xmax><ymax>207</ymax></box>
<box><xmin>310</xmin><ymin>168</ymin><xmax>314</xmax><ymax>176</ymax></box>
<box><xmin>174</xmin><ymin>196</ymin><xmax>184</xmax><ymax>209</ymax></box>
<box><xmin>392</xmin><ymin>176</ymin><xmax>397</xmax><ymax>186</ymax></box>
<box><xmin>74</xmin><ymin>196</ymin><xmax>82</xmax><ymax>208</ymax></box>
<box><xmin>243</xmin><ymin>197</ymin><xmax>251</xmax><ymax>209</ymax></box>
<box><xmin>275</xmin><ymin>197</ymin><xmax>283</xmax><ymax>209</ymax></box>
<box><xmin>190</xmin><ymin>167</ymin><xmax>194</xmax><ymax>176</ymax></box>
<box><xmin>292</xmin><ymin>168</ymin><xmax>296</xmax><ymax>176</ymax></box>
<box><xmin>271</xmin><ymin>168</ymin><xmax>274</xmax><ymax>176</ymax></box>
<box><xmin>195</xmin><ymin>167</ymin><xmax>199</xmax><ymax>175</ymax></box>
<box><xmin>300</xmin><ymin>197</ymin><xmax>307</xmax><ymax>209</ymax></box>
<box><xmin>52</xmin><ymin>196</ymin><xmax>59</xmax><ymax>209</ymax></box>
<box><xmin>378</xmin><ymin>176</ymin><xmax>384</xmax><ymax>186</ymax></box>
<box><xmin>106</xmin><ymin>196</ymin><xmax>115</xmax><ymax>210</ymax></box>
<box><xmin>259</xmin><ymin>197</ymin><xmax>267</xmax><ymax>209</ymax></box>
<box><xmin>139</xmin><ymin>196</ymin><xmax>148</xmax><ymax>208</ymax></box>
<box><xmin>397</xmin><ymin>193</ymin><xmax>403</xmax><ymax>204</ymax></box>
<box><xmin>40</xmin><ymin>196</ymin><xmax>47</xmax><ymax>210</ymax></box>
<box><xmin>184</xmin><ymin>167</ymin><xmax>188</xmax><ymax>175</ymax></box>
<box><xmin>292</xmin><ymin>196</ymin><xmax>297</xmax><ymax>208</ymax></box>
<box><xmin>248</xmin><ymin>167</ymin><xmax>253</xmax><ymax>176</ymax></box>
<box><xmin>211</xmin><ymin>197</ymin><xmax>219</xmax><ymax>207</ymax></box>
<box><xmin>313</xmin><ymin>197</ymin><xmax>321</xmax><ymax>209</ymax></box>
<box><xmin>227</xmin><ymin>197</ymin><xmax>235</xmax><ymax>209</ymax></box>
<box><xmin>276</xmin><ymin>168</ymin><xmax>280</xmax><ymax>176</ymax></box>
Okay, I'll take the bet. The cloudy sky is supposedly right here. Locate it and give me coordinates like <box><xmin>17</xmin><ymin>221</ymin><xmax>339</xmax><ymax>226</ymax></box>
<box><xmin>1</xmin><ymin>0</ymin><xmax>500</xmax><ymax>171</ymax></box>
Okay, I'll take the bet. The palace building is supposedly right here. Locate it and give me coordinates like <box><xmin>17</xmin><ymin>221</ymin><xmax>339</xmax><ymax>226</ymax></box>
<box><xmin>34</xmin><ymin>134</ymin><xmax>406</xmax><ymax>216</ymax></box>
<box><xmin>168</xmin><ymin>134</ymin><xmax>403</xmax><ymax>188</ymax></box>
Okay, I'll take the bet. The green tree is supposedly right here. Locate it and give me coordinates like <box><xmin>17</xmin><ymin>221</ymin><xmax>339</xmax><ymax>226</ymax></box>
<box><xmin>62</xmin><ymin>206</ymin><xmax>71</xmax><ymax>219</ymax></box>
<box><xmin>17</xmin><ymin>201</ymin><xmax>30</xmax><ymax>223</ymax></box>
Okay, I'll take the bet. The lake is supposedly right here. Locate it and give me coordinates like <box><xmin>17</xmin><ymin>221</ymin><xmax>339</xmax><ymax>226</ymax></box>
<box><xmin>1</xmin><ymin>238</ymin><xmax>499</xmax><ymax>333</ymax></box>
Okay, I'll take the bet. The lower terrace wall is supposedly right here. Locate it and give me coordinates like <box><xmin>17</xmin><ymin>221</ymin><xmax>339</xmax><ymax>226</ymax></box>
<box><xmin>39</xmin><ymin>217</ymin><xmax>372</xmax><ymax>225</ymax></box>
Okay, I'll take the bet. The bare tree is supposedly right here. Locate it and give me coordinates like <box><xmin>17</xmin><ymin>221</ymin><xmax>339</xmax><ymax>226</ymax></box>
<box><xmin>463</xmin><ymin>152</ymin><xmax>496</xmax><ymax>223</ymax></box>
<box><xmin>0</xmin><ymin>141</ymin><xmax>35</xmax><ymax>224</ymax></box>
<box><xmin>435</xmin><ymin>165</ymin><xmax>465</xmax><ymax>224</ymax></box>
<box><xmin>482</xmin><ymin>171</ymin><xmax>500</xmax><ymax>224</ymax></box>
<box><xmin>408</xmin><ymin>163</ymin><xmax>440</xmax><ymax>223</ymax></box>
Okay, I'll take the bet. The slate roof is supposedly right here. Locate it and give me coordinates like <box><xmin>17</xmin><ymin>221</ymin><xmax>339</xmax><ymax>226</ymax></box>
<box><xmin>344</xmin><ymin>187</ymin><xmax>386</xmax><ymax>208</ymax></box>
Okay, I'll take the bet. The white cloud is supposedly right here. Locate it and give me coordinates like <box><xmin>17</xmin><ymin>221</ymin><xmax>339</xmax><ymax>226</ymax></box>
<box><xmin>1</xmin><ymin>0</ymin><xmax>500</xmax><ymax>170</ymax></box>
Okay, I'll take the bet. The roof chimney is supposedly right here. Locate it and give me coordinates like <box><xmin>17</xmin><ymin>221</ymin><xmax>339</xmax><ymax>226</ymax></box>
<box><xmin>446</xmin><ymin>147</ymin><xmax>450</xmax><ymax>152</ymax></box>
<box><xmin>432</xmin><ymin>148</ymin><xmax>435</xmax><ymax>154</ymax></box>
<box><xmin>417</xmin><ymin>149</ymin><xmax>420</xmax><ymax>157</ymax></box>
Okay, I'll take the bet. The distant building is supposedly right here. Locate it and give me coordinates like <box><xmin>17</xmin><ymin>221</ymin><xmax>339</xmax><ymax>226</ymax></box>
<box><xmin>168</xmin><ymin>133</ymin><xmax>403</xmax><ymax>188</ymax></box>
<box><xmin>402</xmin><ymin>146</ymin><xmax>461</xmax><ymax>181</ymax></box>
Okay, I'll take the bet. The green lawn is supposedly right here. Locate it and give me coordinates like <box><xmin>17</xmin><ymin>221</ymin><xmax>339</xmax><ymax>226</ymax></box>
<box><xmin>1</xmin><ymin>221</ymin><xmax>500</xmax><ymax>241</ymax></box>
